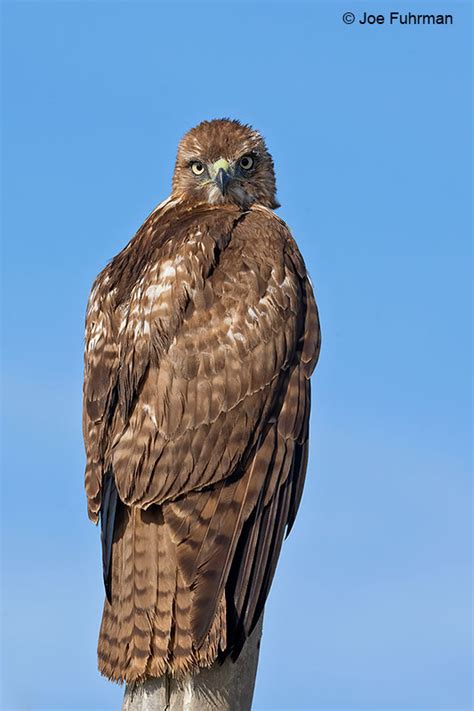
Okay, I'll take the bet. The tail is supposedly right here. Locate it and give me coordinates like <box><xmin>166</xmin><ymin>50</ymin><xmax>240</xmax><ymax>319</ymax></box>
<box><xmin>97</xmin><ymin>501</ymin><xmax>227</xmax><ymax>683</ymax></box>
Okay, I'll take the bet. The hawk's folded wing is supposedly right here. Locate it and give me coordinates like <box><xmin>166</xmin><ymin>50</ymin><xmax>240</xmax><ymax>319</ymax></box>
<box><xmin>83</xmin><ymin>203</ymin><xmax>320</xmax><ymax>646</ymax></box>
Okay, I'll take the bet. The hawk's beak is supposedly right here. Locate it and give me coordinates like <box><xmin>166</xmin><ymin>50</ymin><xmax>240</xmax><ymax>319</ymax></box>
<box><xmin>211</xmin><ymin>159</ymin><xmax>232</xmax><ymax>196</ymax></box>
<box><xmin>215</xmin><ymin>167</ymin><xmax>231</xmax><ymax>195</ymax></box>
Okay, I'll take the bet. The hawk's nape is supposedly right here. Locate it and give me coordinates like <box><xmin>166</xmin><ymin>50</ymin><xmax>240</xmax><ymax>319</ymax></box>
<box><xmin>83</xmin><ymin>119</ymin><xmax>321</xmax><ymax>683</ymax></box>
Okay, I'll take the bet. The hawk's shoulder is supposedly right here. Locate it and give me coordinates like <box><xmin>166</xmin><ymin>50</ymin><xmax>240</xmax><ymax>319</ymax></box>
<box><xmin>236</xmin><ymin>204</ymin><xmax>308</xmax><ymax>272</ymax></box>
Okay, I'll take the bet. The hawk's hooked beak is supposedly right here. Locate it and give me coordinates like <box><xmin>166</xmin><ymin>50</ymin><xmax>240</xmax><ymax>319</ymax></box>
<box><xmin>212</xmin><ymin>159</ymin><xmax>232</xmax><ymax>195</ymax></box>
<box><xmin>216</xmin><ymin>168</ymin><xmax>231</xmax><ymax>195</ymax></box>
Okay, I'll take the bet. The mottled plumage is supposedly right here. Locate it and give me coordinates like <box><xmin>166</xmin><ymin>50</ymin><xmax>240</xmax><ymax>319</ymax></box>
<box><xmin>83</xmin><ymin>119</ymin><xmax>321</xmax><ymax>683</ymax></box>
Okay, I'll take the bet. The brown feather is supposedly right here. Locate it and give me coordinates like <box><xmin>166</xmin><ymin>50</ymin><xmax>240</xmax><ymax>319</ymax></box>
<box><xmin>83</xmin><ymin>120</ymin><xmax>321</xmax><ymax>682</ymax></box>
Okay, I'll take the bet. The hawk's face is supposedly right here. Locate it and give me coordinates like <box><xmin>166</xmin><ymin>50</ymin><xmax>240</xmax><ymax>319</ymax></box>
<box><xmin>172</xmin><ymin>119</ymin><xmax>279</xmax><ymax>210</ymax></box>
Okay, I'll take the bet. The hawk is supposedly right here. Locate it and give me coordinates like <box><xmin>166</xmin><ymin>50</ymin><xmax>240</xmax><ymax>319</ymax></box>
<box><xmin>83</xmin><ymin>118</ymin><xmax>321</xmax><ymax>683</ymax></box>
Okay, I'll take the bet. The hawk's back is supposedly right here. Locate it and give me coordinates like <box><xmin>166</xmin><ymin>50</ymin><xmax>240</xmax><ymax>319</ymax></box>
<box><xmin>83</xmin><ymin>198</ymin><xmax>320</xmax><ymax>682</ymax></box>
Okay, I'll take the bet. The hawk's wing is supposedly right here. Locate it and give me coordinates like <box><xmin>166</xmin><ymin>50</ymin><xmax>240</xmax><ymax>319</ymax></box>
<box><xmin>161</xmin><ymin>249</ymin><xmax>320</xmax><ymax>648</ymax></box>
<box><xmin>83</xmin><ymin>273</ymin><xmax>119</xmax><ymax>523</ymax></box>
<box><xmin>83</xmin><ymin>195</ymin><xmax>186</xmax><ymax>521</ymax></box>
<box><xmin>83</xmin><ymin>202</ymin><xmax>320</xmax><ymax>646</ymax></box>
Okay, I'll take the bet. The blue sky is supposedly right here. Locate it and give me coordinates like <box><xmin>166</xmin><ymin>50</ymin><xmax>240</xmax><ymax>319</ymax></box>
<box><xmin>1</xmin><ymin>1</ymin><xmax>471</xmax><ymax>709</ymax></box>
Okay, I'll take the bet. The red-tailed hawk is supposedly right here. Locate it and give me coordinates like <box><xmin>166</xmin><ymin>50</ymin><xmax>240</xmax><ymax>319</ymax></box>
<box><xmin>83</xmin><ymin>118</ymin><xmax>321</xmax><ymax>683</ymax></box>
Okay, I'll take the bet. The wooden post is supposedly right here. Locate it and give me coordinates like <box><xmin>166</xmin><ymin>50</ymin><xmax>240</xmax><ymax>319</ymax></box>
<box><xmin>122</xmin><ymin>616</ymin><xmax>263</xmax><ymax>711</ymax></box>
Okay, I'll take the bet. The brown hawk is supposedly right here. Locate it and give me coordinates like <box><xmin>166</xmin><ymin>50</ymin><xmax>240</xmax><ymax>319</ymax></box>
<box><xmin>83</xmin><ymin>118</ymin><xmax>321</xmax><ymax>683</ymax></box>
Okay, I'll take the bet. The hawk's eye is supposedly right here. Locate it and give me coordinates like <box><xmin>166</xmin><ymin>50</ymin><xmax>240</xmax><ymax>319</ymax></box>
<box><xmin>191</xmin><ymin>161</ymin><xmax>205</xmax><ymax>175</ymax></box>
<box><xmin>239</xmin><ymin>155</ymin><xmax>254</xmax><ymax>171</ymax></box>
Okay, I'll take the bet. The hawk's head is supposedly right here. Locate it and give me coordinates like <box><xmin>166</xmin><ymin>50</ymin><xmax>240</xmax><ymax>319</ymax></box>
<box><xmin>172</xmin><ymin>119</ymin><xmax>279</xmax><ymax>210</ymax></box>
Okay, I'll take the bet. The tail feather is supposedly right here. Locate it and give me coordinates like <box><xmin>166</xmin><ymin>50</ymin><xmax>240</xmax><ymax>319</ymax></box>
<box><xmin>147</xmin><ymin>517</ymin><xmax>175</xmax><ymax>677</ymax></box>
<box><xmin>97</xmin><ymin>501</ymin><xmax>222</xmax><ymax>682</ymax></box>
<box><xmin>96</xmin><ymin>425</ymin><xmax>293</xmax><ymax>683</ymax></box>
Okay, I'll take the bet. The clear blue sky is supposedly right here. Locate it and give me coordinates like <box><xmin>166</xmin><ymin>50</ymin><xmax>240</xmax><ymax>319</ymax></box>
<box><xmin>1</xmin><ymin>2</ymin><xmax>472</xmax><ymax>709</ymax></box>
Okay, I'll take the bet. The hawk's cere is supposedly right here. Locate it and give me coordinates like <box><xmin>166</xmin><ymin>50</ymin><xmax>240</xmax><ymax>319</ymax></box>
<box><xmin>83</xmin><ymin>119</ymin><xmax>321</xmax><ymax>683</ymax></box>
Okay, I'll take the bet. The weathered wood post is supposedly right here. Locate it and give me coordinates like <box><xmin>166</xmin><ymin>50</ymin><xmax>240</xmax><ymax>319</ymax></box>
<box><xmin>122</xmin><ymin>616</ymin><xmax>263</xmax><ymax>711</ymax></box>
